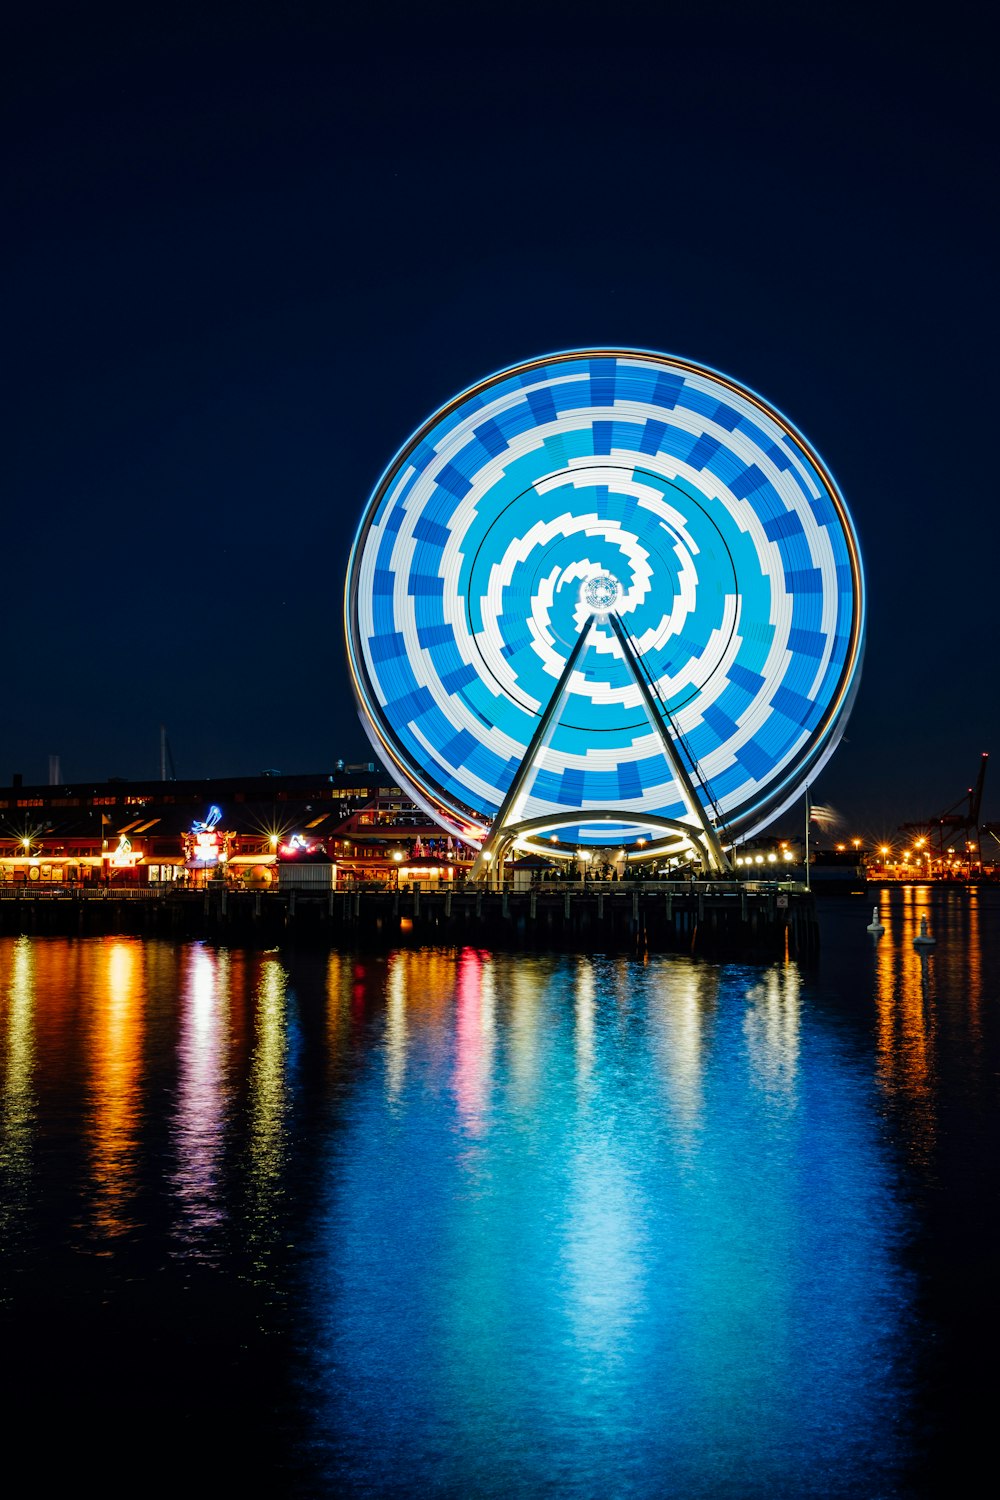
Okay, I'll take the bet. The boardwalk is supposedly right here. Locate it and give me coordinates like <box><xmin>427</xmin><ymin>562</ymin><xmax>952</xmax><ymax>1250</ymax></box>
<box><xmin>1</xmin><ymin>880</ymin><xmax>818</xmax><ymax>959</ymax></box>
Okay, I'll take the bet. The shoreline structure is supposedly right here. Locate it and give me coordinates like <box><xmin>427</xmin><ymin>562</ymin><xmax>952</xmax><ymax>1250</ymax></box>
<box><xmin>0</xmin><ymin>880</ymin><xmax>820</xmax><ymax>960</ymax></box>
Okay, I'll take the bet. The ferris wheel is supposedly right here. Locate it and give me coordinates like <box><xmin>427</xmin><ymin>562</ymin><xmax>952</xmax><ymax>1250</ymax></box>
<box><xmin>344</xmin><ymin>349</ymin><xmax>865</xmax><ymax>873</ymax></box>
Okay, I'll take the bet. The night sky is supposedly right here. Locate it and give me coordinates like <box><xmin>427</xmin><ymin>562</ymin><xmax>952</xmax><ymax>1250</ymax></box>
<box><xmin>4</xmin><ymin>1</ymin><xmax>996</xmax><ymax>841</ymax></box>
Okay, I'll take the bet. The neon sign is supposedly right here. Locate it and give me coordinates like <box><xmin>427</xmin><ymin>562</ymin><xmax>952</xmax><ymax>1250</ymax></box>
<box><xmin>191</xmin><ymin>831</ymin><xmax>221</xmax><ymax>866</ymax></box>
<box><xmin>184</xmin><ymin>805</ymin><xmax>229</xmax><ymax>868</ymax></box>
<box><xmin>109</xmin><ymin>834</ymin><xmax>141</xmax><ymax>868</ymax></box>
<box><xmin>278</xmin><ymin>833</ymin><xmax>313</xmax><ymax>857</ymax></box>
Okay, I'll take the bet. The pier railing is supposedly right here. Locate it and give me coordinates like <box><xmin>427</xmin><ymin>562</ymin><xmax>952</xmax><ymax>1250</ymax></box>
<box><xmin>1</xmin><ymin>877</ymin><xmax>810</xmax><ymax>900</ymax></box>
<box><xmin>1</xmin><ymin>878</ymin><xmax>820</xmax><ymax>958</ymax></box>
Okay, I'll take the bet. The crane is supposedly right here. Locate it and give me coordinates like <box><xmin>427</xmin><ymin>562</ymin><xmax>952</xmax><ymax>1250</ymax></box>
<box><xmin>899</xmin><ymin>751</ymin><xmax>988</xmax><ymax>861</ymax></box>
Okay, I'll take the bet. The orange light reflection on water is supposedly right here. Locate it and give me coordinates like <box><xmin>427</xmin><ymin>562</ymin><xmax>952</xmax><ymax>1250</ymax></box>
<box><xmin>88</xmin><ymin>939</ymin><xmax>145</xmax><ymax>1241</ymax></box>
<box><xmin>963</xmin><ymin>887</ymin><xmax>982</xmax><ymax>1049</ymax></box>
<box><xmin>874</xmin><ymin>887</ymin><xmax>937</xmax><ymax>1167</ymax></box>
<box><xmin>1</xmin><ymin>937</ymin><xmax>37</xmax><ymax>1244</ymax></box>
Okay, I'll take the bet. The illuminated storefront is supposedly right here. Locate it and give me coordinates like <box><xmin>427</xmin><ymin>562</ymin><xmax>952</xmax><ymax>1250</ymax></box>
<box><xmin>181</xmin><ymin>805</ymin><xmax>235</xmax><ymax>886</ymax></box>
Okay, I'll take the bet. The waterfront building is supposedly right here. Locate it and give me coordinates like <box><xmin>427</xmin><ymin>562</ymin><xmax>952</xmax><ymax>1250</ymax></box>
<box><xmin>0</xmin><ymin>767</ymin><xmax>457</xmax><ymax>888</ymax></box>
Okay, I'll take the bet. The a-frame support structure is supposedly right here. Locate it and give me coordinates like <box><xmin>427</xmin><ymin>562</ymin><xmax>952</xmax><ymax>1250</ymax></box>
<box><xmin>469</xmin><ymin>611</ymin><xmax>731</xmax><ymax>882</ymax></box>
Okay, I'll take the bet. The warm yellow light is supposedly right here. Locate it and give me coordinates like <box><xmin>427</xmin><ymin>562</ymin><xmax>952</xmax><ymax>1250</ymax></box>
<box><xmin>880</xmin><ymin>846</ymin><xmax>889</xmax><ymax>855</ymax></box>
<box><xmin>21</xmin><ymin>838</ymin><xmax>30</xmax><ymax>850</ymax></box>
<box><xmin>783</xmin><ymin>851</ymin><xmax>793</xmax><ymax>861</ymax></box>
<box><xmin>392</xmin><ymin>850</ymin><xmax>403</xmax><ymax>861</ymax></box>
<box><xmin>755</xmin><ymin>854</ymin><xmax>764</xmax><ymax>864</ymax></box>
<box><xmin>767</xmin><ymin>852</ymin><xmax>777</xmax><ymax>863</ymax></box>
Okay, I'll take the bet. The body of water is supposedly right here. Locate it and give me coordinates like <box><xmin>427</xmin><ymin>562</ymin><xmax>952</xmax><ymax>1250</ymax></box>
<box><xmin>1</xmin><ymin>885</ymin><xmax>997</xmax><ymax>1496</ymax></box>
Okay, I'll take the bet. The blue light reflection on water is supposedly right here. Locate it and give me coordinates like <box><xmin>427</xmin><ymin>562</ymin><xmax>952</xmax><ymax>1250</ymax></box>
<box><xmin>301</xmin><ymin>950</ymin><xmax>911</xmax><ymax>1499</ymax></box>
<box><xmin>14</xmin><ymin>898</ymin><xmax>992</xmax><ymax>1496</ymax></box>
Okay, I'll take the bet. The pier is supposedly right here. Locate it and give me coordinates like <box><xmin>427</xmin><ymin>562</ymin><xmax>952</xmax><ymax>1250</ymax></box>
<box><xmin>0</xmin><ymin>880</ymin><xmax>818</xmax><ymax>960</ymax></box>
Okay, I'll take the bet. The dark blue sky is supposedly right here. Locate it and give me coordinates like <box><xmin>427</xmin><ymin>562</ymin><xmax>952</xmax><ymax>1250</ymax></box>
<box><xmin>4</xmin><ymin>1</ymin><xmax>996</xmax><ymax>839</ymax></box>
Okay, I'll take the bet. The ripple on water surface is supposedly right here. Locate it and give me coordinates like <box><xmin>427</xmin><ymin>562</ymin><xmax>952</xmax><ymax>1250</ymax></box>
<box><xmin>298</xmin><ymin>950</ymin><xmax>912</xmax><ymax>1499</ymax></box>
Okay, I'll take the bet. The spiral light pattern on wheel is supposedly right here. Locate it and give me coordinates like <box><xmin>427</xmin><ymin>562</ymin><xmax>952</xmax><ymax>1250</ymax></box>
<box><xmin>345</xmin><ymin>349</ymin><xmax>865</xmax><ymax>852</ymax></box>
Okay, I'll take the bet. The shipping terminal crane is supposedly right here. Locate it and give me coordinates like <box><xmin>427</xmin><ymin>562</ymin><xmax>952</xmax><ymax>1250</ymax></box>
<box><xmin>899</xmin><ymin>752</ymin><xmax>989</xmax><ymax>864</ymax></box>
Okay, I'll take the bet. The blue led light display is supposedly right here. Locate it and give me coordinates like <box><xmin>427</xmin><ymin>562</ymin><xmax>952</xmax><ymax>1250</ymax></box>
<box><xmin>345</xmin><ymin>350</ymin><xmax>865</xmax><ymax>850</ymax></box>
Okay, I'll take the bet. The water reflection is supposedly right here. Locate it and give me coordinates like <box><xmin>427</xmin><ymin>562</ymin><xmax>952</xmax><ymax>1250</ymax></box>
<box><xmin>308</xmin><ymin>948</ymin><xmax>909</xmax><ymax>1498</ymax></box>
<box><xmin>744</xmin><ymin>961</ymin><xmax>801</xmax><ymax>1104</ymax></box>
<box><xmin>87</xmin><ymin>939</ymin><xmax>144</xmax><ymax>1241</ymax></box>
<box><xmin>384</xmin><ymin>955</ymin><xmax>407</xmax><ymax>1104</ymax></box>
<box><xmin>0</xmin><ymin>938</ymin><xmax>36</xmax><ymax>1254</ymax></box>
<box><xmin>874</xmin><ymin>890</ymin><xmax>938</xmax><ymax>1167</ymax></box>
<box><xmin>574</xmin><ymin>962</ymin><xmax>595</xmax><ymax>1088</ymax></box>
<box><xmin>170</xmin><ymin>944</ymin><xmax>230</xmax><ymax>1258</ymax></box>
<box><xmin>453</xmin><ymin>949</ymin><xmax>495</xmax><ymax>1139</ymax></box>
<box><xmin>648</xmin><ymin>961</ymin><xmax>714</xmax><ymax>1132</ymax></box>
<box><xmin>246</xmin><ymin>953</ymin><xmax>290</xmax><ymax>1274</ymax></box>
<box><xmin>561</xmin><ymin>997</ymin><xmax>646</xmax><ymax>1367</ymax></box>
<box><xmin>4</xmin><ymin>920</ymin><xmax>962</xmax><ymax>1497</ymax></box>
<box><xmin>965</xmin><ymin>886</ymin><xmax>982</xmax><ymax>1038</ymax></box>
<box><xmin>324</xmin><ymin>951</ymin><xmax>356</xmax><ymax>1078</ymax></box>
<box><xmin>505</xmin><ymin>960</ymin><xmax>547</xmax><ymax>1110</ymax></box>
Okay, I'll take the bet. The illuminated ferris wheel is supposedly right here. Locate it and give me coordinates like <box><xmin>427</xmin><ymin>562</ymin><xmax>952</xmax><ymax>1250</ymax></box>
<box><xmin>345</xmin><ymin>349</ymin><xmax>865</xmax><ymax>874</ymax></box>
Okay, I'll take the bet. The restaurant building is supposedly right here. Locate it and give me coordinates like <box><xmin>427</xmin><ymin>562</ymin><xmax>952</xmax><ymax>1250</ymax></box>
<box><xmin>0</xmin><ymin>767</ymin><xmax>470</xmax><ymax>888</ymax></box>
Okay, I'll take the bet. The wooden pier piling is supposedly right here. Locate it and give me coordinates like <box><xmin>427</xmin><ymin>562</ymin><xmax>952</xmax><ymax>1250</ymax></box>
<box><xmin>0</xmin><ymin>881</ymin><xmax>819</xmax><ymax>960</ymax></box>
